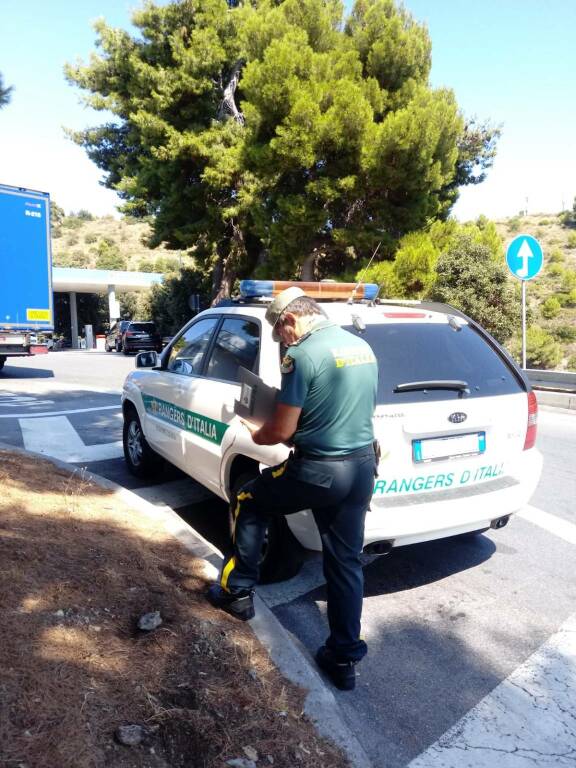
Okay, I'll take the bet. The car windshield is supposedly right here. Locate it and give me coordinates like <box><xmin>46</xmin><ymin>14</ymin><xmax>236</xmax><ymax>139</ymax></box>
<box><xmin>129</xmin><ymin>323</ymin><xmax>156</xmax><ymax>332</ymax></box>
<box><xmin>343</xmin><ymin>322</ymin><xmax>524</xmax><ymax>404</ymax></box>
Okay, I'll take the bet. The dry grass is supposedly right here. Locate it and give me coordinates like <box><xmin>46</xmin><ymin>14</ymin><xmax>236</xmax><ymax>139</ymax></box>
<box><xmin>0</xmin><ymin>450</ymin><xmax>349</xmax><ymax>768</ymax></box>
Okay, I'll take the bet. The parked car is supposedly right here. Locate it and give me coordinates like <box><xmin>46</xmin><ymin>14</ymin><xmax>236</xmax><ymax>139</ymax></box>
<box><xmin>121</xmin><ymin>281</ymin><xmax>543</xmax><ymax>583</ymax></box>
<box><xmin>105</xmin><ymin>320</ymin><xmax>131</xmax><ymax>352</ymax></box>
<box><xmin>106</xmin><ymin>320</ymin><xmax>162</xmax><ymax>355</ymax></box>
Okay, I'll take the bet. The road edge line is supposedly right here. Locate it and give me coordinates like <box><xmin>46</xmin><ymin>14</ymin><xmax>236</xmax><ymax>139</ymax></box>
<box><xmin>0</xmin><ymin>442</ymin><xmax>372</xmax><ymax>768</ymax></box>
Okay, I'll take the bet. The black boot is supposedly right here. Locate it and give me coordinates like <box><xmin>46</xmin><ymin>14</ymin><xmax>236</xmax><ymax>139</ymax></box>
<box><xmin>315</xmin><ymin>645</ymin><xmax>357</xmax><ymax>691</ymax></box>
<box><xmin>206</xmin><ymin>584</ymin><xmax>255</xmax><ymax>621</ymax></box>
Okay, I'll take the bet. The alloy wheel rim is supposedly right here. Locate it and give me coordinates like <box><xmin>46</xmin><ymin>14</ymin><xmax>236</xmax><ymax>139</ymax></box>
<box><xmin>127</xmin><ymin>421</ymin><xmax>143</xmax><ymax>465</ymax></box>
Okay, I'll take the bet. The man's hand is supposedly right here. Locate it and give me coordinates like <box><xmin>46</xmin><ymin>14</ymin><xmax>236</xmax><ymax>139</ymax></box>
<box><xmin>241</xmin><ymin>403</ymin><xmax>301</xmax><ymax>446</ymax></box>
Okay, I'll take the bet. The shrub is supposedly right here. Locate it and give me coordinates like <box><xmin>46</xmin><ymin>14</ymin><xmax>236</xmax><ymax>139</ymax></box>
<box><xmin>538</xmin><ymin>219</ymin><xmax>551</xmax><ymax>225</ymax></box>
<box><xmin>84</xmin><ymin>233</ymin><xmax>98</xmax><ymax>244</ymax></box>
<box><xmin>567</xmin><ymin>354</ymin><xmax>576</xmax><ymax>371</ymax></box>
<box><xmin>546</xmin><ymin>263</ymin><xmax>564</xmax><ymax>277</ymax></box>
<box><xmin>66</xmin><ymin>234</ymin><xmax>79</xmax><ymax>247</ymax></box>
<box><xmin>62</xmin><ymin>217</ymin><xmax>83</xmax><ymax>230</ymax></box>
<box><xmin>567</xmin><ymin>232</ymin><xmax>576</xmax><ymax>249</ymax></box>
<box><xmin>523</xmin><ymin>326</ymin><xmax>562</xmax><ymax>368</ymax></box>
<box><xmin>551</xmin><ymin>325</ymin><xmax>576</xmax><ymax>342</ymax></box>
<box><xmin>508</xmin><ymin>216</ymin><xmax>521</xmax><ymax>232</ymax></box>
<box><xmin>562</xmin><ymin>270</ymin><xmax>576</xmax><ymax>292</ymax></box>
<box><xmin>541</xmin><ymin>297</ymin><xmax>561</xmax><ymax>319</ymax></box>
<box><xmin>138</xmin><ymin>259</ymin><xmax>155</xmax><ymax>272</ymax></box>
<box><xmin>549</xmin><ymin>248</ymin><xmax>564</xmax><ymax>263</ymax></box>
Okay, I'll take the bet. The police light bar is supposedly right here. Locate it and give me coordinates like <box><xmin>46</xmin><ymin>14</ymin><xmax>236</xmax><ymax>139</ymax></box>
<box><xmin>239</xmin><ymin>280</ymin><xmax>379</xmax><ymax>301</ymax></box>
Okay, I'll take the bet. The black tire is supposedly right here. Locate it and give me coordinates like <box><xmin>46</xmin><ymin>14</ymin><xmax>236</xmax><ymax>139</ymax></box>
<box><xmin>123</xmin><ymin>407</ymin><xmax>163</xmax><ymax>478</ymax></box>
<box><xmin>115</xmin><ymin>340</ymin><xmax>121</xmax><ymax>352</ymax></box>
<box><xmin>230</xmin><ymin>472</ymin><xmax>304</xmax><ymax>585</ymax></box>
<box><xmin>122</xmin><ymin>342</ymin><xmax>130</xmax><ymax>355</ymax></box>
<box><xmin>0</xmin><ymin>356</ymin><xmax>5</xmax><ymax>371</ymax></box>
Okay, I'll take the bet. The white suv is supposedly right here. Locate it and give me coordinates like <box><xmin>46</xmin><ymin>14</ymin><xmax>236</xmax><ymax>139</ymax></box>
<box><xmin>121</xmin><ymin>281</ymin><xmax>543</xmax><ymax>582</ymax></box>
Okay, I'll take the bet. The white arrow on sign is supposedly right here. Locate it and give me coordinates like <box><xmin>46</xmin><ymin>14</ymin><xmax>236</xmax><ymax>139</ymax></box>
<box><xmin>516</xmin><ymin>238</ymin><xmax>534</xmax><ymax>278</ymax></box>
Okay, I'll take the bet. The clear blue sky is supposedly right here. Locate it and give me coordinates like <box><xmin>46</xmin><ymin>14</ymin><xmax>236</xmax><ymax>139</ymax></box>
<box><xmin>1</xmin><ymin>0</ymin><xmax>575</xmax><ymax>221</ymax></box>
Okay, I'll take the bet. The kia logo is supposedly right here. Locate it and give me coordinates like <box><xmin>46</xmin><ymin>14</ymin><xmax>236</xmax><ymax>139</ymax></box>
<box><xmin>448</xmin><ymin>412</ymin><xmax>467</xmax><ymax>424</ymax></box>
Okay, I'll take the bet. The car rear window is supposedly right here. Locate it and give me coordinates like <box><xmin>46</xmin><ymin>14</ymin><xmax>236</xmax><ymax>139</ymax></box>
<box><xmin>129</xmin><ymin>323</ymin><xmax>156</xmax><ymax>332</ymax></box>
<box><xmin>343</xmin><ymin>322</ymin><xmax>524</xmax><ymax>404</ymax></box>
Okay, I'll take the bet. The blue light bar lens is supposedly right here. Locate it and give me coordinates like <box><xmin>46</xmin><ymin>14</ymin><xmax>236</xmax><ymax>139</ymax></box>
<box><xmin>239</xmin><ymin>280</ymin><xmax>274</xmax><ymax>297</ymax></box>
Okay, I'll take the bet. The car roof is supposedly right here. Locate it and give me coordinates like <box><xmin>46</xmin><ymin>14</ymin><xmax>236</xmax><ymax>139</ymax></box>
<box><xmin>202</xmin><ymin>299</ymin><xmax>469</xmax><ymax>328</ymax></box>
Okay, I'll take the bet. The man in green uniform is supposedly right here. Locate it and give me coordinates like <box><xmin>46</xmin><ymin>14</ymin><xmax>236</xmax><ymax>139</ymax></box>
<box><xmin>208</xmin><ymin>287</ymin><xmax>378</xmax><ymax>690</ymax></box>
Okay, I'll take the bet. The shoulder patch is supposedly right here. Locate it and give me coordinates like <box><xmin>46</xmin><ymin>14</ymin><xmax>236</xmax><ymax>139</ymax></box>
<box><xmin>280</xmin><ymin>354</ymin><xmax>295</xmax><ymax>374</ymax></box>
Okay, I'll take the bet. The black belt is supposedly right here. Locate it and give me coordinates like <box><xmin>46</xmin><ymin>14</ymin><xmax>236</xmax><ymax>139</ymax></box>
<box><xmin>292</xmin><ymin>444</ymin><xmax>375</xmax><ymax>462</ymax></box>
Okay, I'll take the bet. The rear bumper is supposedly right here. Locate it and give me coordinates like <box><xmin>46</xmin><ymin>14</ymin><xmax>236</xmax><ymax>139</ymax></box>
<box><xmin>364</xmin><ymin>448</ymin><xmax>543</xmax><ymax>547</ymax></box>
<box><xmin>124</xmin><ymin>341</ymin><xmax>161</xmax><ymax>351</ymax></box>
<box><xmin>286</xmin><ymin>449</ymin><xmax>543</xmax><ymax>552</ymax></box>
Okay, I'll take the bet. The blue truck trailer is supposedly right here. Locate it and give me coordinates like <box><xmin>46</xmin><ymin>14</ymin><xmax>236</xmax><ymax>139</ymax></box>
<box><xmin>0</xmin><ymin>183</ymin><xmax>53</xmax><ymax>371</ymax></box>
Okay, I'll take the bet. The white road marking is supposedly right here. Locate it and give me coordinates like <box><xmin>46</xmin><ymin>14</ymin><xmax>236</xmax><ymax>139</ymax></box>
<box><xmin>0</xmin><ymin>405</ymin><xmax>120</xmax><ymax>419</ymax></box>
<box><xmin>19</xmin><ymin>416</ymin><xmax>123</xmax><ymax>462</ymax></box>
<box><xmin>0</xmin><ymin>393</ymin><xmax>55</xmax><ymax>408</ymax></box>
<box><xmin>408</xmin><ymin>613</ymin><xmax>576</xmax><ymax>767</ymax></box>
<box><xmin>518</xmin><ymin>505</ymin><xmax>576</xmax><ymax>546</ymax></box>
<box><xmin>132</xmin><ymin>478</ymin><xmax>212</xmax><ymax>508</ymax></box>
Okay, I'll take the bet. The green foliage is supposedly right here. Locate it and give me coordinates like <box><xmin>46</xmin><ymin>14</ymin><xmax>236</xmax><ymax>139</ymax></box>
<box><xmin>154</xmin><ymin>256</ymin><xmax>181</xmax><ymax>274</ymax></box>
<box><xmin>84</xmin><ymin>233</ymin><xmax>98</xmax><ymax>244</ymax></box>
<box><xmin>148</xmin><ymin>267</ymin><xmax>212</xmax><ymax>335</ymax></box>
<box><xmin>62</xmin><ymin>216</ymin><xmax>84</xmax><ymax>230</ymax></box>
<box><xmin>0</xmin><ymin>73</ymin><xmax>12</xmax><ymax>108</ymax></box>
<box><xmin>138</xmin><ymin>259</ymin><xmax>156</xmax><ymax>272</ymax></box>
<box><xmin>538</xmin><ymin>219</ymin><xmax>551</xmax><ymax>225</ymax></box>
<box><xmin>507</xmin><ymin>216</ymin><xmax>521</xmax><ymax>232</ymax></box>
<box><xmin>551</xmin><ymin>324</ymin><xmax>576</xmax><ymax>342</ymax></box>
<box><xmin>65</xmin><ymin>0</ymin><xmax>500</xmax><ymax>299</ymax></box>
<box><xmin>567</xmin><ymin>232</ymin><xmax>576</xmax><ymax>248</ymax></box>
<box><xmin>541</xmin><ymin>296</ymin><xmax>561</xmax><ymax>319</ymax></box>
<box><xmin>95</xmin><ymin>239</ymin><xmax>127</xmax><ymax>270</ymax></box>
<box><xmin>561</xmin><ymin>269</ymin><xmax>576</xmax><ymax>292</ymax></box>
<box><xmin>545</xmin><ymin>262</ymin><xmax>564</xmax><ymax>278</ymax></box>
<box><xmin>549</xmin><ymin>248</ymin><xmax>564</xmax><ymax>263</ymax></box>
<box><xmin>426</xmin><ymin>235</ymin><xmax>517</xmax><ymax>343</ymax></box>
<box><xmin>50</xmin><ymin>202</ymin><xmax>65</xmax><ymax>229</ymax></box>
<box><xmin>521</xmin><ymin>326</ymin><xmax>562</xmax><ymax>369</ymax></box>
<box><xmin>567</xmin><ymin>354</ymin><xmax>576</xmax><ymax>371</ymax></box>
<box><xmin>66</xmin><ymin>234</ymin><xmax>80</xmax><ymax>247</ymax></box>
<box><xmin>70</xmin><ymin>209</ymin><xmax>94</xmax><ymax>221</ymax></box>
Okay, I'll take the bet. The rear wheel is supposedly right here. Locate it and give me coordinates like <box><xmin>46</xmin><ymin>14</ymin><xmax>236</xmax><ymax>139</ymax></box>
<box><xmin>230</xmin><ymin>472</ymin><xmax>304</xmax><ymax>585</ymax></box>
<box><xmin>0</xmin><ymin>356</ymin><xmax>5</xmax><ymax>371</ymax></box>
<box><xmin>123</xmin><ymin>407</ymin><xmax>163</xmax><ymax>478</ymax></box>
<box><xmin>122</xmin><ymin>342</ymin><xmax>130</xmax><ymax>355</ymax></box>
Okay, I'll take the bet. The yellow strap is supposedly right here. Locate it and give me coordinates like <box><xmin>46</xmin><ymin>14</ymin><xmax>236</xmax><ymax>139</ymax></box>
<box><xmin>272</xmin><ymin>461</ymin><xmax>287</xmax><ymax>479</ymax></box>
<box><xmin>231</xmin><ymin>490</ymin><xmax>252</xmax><ymax>542</ymax></box>
<box><xmin>220</xmin><ymin>556</ymin><xmax>236</xmax><ymax>591</ymax></box>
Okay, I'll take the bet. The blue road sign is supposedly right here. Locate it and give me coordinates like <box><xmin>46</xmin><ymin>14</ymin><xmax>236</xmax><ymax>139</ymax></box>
<box><xmin>506</xmin><ymin>235</ymin><xmax>543</xmax><ymax>281</ymax></box>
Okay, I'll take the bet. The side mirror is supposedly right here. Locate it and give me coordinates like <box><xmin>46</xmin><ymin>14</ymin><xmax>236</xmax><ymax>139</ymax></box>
<box><xmin>136</xmin><ymin>350</ymin><xmax>159</xmax><ymax>368</ymax></box>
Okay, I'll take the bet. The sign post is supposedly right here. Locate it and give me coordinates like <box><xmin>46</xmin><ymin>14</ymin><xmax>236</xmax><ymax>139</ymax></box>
<box><xmin>505</xmin><ymin>235</ymin><xmax>544</xmax><ymax>369</ymax></box>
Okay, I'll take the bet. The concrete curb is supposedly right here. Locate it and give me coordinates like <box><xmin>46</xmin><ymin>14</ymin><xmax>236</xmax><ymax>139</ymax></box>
<box><xmin>0</xmin><ymin>442</ymin><xmax>372</xmax><ymax>768</ymax></box>
<box><xmin>535</xmin><ymin>389</ymin><xmax>576</xmax><ymax>411</ymax></box>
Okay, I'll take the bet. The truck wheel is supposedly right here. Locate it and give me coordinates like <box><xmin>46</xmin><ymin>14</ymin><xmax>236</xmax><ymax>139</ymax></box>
<box><xmin>0</xmin><ymin>356</ymin><xmax>5</xmax><ymax>371</ymax></box>
<box><xmin>230</xmin><ymin>472</ymin><xmax>304</xmax><ymax>585</ymax></box>
<box><xmin>122</xmin><ymin>343</ymin><xmax>130</xmax><ymax>355</ymax></box>
<box><xmin>123</xmin><ymin>408</ymin><xmax>163</xmax><ymax>478</ymax></box>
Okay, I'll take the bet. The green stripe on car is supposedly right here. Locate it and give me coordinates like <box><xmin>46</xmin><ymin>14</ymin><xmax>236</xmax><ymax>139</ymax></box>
<box><xmin>142</xmin><ymin>394</ymin><xmax>228</xmax><ymax>445</ymax></box>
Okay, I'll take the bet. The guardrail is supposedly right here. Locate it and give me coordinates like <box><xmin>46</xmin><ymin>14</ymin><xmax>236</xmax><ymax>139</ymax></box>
<box><xmin>525</xmin><ymin>369</ymin><xmax>576</xmax><ymax>392</ymax></box>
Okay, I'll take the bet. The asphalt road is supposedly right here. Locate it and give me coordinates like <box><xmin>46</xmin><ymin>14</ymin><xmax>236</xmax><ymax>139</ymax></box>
<box><xmin>1</xmin><ymin>351</ymin><xmax>575</xmax><ymax>767</ymax></box>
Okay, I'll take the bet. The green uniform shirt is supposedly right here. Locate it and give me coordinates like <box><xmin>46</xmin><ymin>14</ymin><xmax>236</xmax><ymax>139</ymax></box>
<box><xmin>277</xmin><ymin>320</ymin><xmax>378</xmax><ymax>457</ymax></box>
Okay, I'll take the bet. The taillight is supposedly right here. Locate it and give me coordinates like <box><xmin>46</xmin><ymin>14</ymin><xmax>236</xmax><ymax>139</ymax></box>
<box><xmin>125</xmin><ymin>331</ymin><xmax>134</xmax><ymax>337</ymax></box>
<box><xmin>523</xmin><ymin>391</ymin><xmax>538</xmax><ymax>450</ymax></box>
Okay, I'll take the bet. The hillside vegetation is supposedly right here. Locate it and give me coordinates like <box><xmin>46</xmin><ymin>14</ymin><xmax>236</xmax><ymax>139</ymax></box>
<box><xmin>50</xmin><ymin>208</ymin><xmax>576</xmax><ymax>370</ymax></box>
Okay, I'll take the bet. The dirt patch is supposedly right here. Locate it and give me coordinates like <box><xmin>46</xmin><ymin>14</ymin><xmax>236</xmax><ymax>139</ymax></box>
<box><xmin>0</xmin><ymin>450</ymin><xmax>348</xmax><ymax>768</ymax></box>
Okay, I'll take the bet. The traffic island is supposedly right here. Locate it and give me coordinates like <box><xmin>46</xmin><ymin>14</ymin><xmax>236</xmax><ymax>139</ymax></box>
<box><xmin>0</xmin><ymin>448</ymin><xmax>351</xmax><ymax>768</ymax></box>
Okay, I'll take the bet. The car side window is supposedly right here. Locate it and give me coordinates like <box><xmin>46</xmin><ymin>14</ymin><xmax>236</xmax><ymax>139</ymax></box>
<box><xmin>166</xmin><ymin>318</ymin><xmax>219</xmax><ymax>376</ymax></box>
<box><xmin>205</xmin><ymin>318</ymin><xmax>260</xmax><ymax>383</ymax></box>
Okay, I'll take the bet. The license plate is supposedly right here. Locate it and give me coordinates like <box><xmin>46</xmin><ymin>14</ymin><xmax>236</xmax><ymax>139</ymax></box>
<box><xmin>413</xmin><ymin>432</ymin><xmax>486</xmax><ymax>463</ymax></box>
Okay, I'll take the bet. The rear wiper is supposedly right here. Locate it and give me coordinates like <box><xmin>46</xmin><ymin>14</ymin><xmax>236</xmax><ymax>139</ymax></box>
<box><xmin>394</xmin><ymin>380</ymin><xmax>470</xmax><ymax>393</ymax></box>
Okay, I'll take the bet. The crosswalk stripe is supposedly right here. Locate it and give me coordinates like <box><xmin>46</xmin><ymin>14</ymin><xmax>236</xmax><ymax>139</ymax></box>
<box><xmin>518</xmin><ymin>505</ymin><xmax>576</xmax><ymax>546</ymax></box>
<box><xmin>408</xmin><ymin>613</ymin><xmax>576</xmax><ymax>767</ymax></box>
<box><xmin>0</xmin><ymin>405</ymin><xmax>120</xmax><ymax>419</ymax></box>
<box><xmin>132</xmin><ymin>478</ymin><xmax>211</xmax><ymax>508</ymax></box>
<box><xmin>19</xmin><ymin>415</ymin><xmax>123</xmax><ymax>462</ymax></box>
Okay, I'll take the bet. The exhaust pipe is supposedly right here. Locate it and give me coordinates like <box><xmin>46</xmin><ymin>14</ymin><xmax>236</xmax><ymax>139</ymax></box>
<box><xmin>363</xmin><ymin>540</ymin><xmax>393</xmax><ymax>556</ymax></box>
<box><xmin>490</xmin><ymin>515</ymin><xmax>510</xmax><ymax>530</ymax></box>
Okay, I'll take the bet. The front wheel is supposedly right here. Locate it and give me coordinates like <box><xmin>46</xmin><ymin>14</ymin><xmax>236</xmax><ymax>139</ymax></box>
<box><xmin>230</xmin><ymin>472</ymin><xmax>304</xmax><ymax>585</ymax></box>
<box><xmin>123</xmin><ymin>408</ymin><xmax>163</xmax><ymax>478</ymax></box>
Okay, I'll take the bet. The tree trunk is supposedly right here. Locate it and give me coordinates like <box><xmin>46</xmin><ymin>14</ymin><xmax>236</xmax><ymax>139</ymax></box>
<box><xmin>300</xmin><ymin>252</ymin><xmax>317</xmax><ymax>281</ymax></box>
<box><xmin>218</xmin><ymin>60</ymin><xmax>244</xmax><ymax>125</ymax></box>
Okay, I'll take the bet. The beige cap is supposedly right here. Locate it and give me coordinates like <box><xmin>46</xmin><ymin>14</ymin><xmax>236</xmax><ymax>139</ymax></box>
<box><xmin>265</xmin><ymin>286</ymin><xmax>306</xmax><ymax>341</ymax></box>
